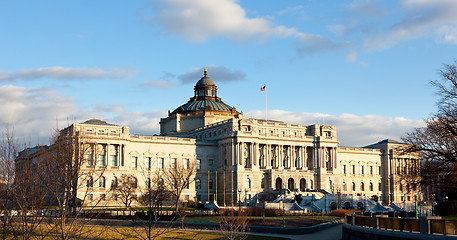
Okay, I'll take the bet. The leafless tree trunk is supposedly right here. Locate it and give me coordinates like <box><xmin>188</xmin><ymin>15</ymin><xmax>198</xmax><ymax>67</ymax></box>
<box><xmin>218</xmin><ymin>208</ymin><xmax>248</xmax><ymax>240</ymax></box>
<box><xmin>162</xmin><ymin>161</ymin><xmax>195</xmax><ymax>213</ymax></box>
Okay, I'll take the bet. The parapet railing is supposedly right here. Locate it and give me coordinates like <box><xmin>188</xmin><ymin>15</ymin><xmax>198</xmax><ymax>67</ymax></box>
<box><xmin>345</xmin><ymin>214</ymin><xmax>457</xmax><ymax>236</ymax></box>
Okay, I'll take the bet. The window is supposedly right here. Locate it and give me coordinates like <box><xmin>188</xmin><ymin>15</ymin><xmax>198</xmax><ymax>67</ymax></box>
<box><xmin>369</xmin><ymin>166</ymin><xmax>373</xmax><ymax>175</ymax></box>
<box><xmin>145</xmin><ymin>178</ymin><xmax>151</xmax><ymax>189</ymax></box>
<box><xmin>145</xmin><ymin>157</ymin><xmax>151</xmax><ymax>169</ymax></box>
<box><xmin>360</xmin><ymin>166</ymin><xmax>364</xmax><ymax>175</ymax></box>
<box><xmin>378</xmin><ymin>182</ymin><xmax>382</xmax><ymax>191</ymax></box>
<box><xmin>99</xmin><ymin>176</ymin><xmax>105</xmax><ymax>188</ymax></box>
<box><xmin>352</xmin><ymin>182</ymin><xmax>356</xmax><ymax>191</ymax></box>
<box><xmin>131</xmin><ymin>177</ymin><xmax>137</xmax><ymax>188</ymax></box>
<box><xmin>159</xmin><ymin>158</ymin><xmax>164</xmax><ymax>169</ymax></box>
<box><xmin>88</xmin><ymin>194</ymin><xmax>93</xmax><ymax>201</ymax></box>
<box><xmin>208</xmin><ymin>159</ymin><xmax>213</xmax><ymax>170</ymax></box>
<box><xmin>98</xmin><ymin>129</ymin><xmax>105</xmax><ymax>134</ymax></box>
<box><xmin>351</xmin><ymin>165</ymin><xmax>355</xmax><ymax>174</ymax></box>
<box><xmin>195</xmin><ymin>179</ymin><xmax>201</xmax><ymax>189</ymax></box>
<box><xmin>85</xmin><ymin>155</ymin><xmax>93</xmax><ymax>166</ymax></box>
<box><xmin>261</xmin><ymin>177</ymin><xmax>265</xmax><ymax>189</ymax></box>
<box><xmin>369</xmin><ymin>182</ymin><xmax>373</xmax><ymax>191</ymax></box>
<box><xmin>110</xmin><ymin>130</ymin><xmax>116</xmax><ymax>134</ymax></box>
<box><xmin>98</xmin><ymin>155</ymin><xmax>105</xmax><ymax>166</ymax></box>
<box><xmin>110</xmin><ymin>155</ymin><xmax>117</xmax><ymax>166</ymax></box>
<box><xmin>87</xmin><ymin>177</ymin><xmax>93</xmax><ymax>188</ymax></box>
<box><xmin>112</xmin><ymin>194</ymin><xmax>118</xmax><ymax>201</ymax></box>
<box><xmin>343</xmin><ymin>182</ymin><xmax>347</xmax><ymax>191</ymax></box>
<box><xmin>131</xmin><ymin>156</ymin><xmax>138</xmax><ymax>168</ymax></box>
<box><xmin>246</xmin><ymin>178</ymin><xmax>251</xmax><ymax>189</ymax></box>
<box><xmin>342</xmin><ymin>165</ymin><xmax>346</xmax><ymax>174</ymax></box>
<box><xmin>378</xmin><ymin>166</ymin><xmax>382</xmax><ymax>175</ymax></box>
<box><xmin>196</xmin><ymin>159</ymin><xmax>201</xmax><ymax>170</ymax></box>
<box><xmin>100</xmin><ymin>194</ymin><xmax>106</xmax><ymax>201</ymax></box>
<box><xmin>184</xmin><ymin>159</ymin><xmax>189</xmax><ymax>169</ymax></box>
<box><xmin>86</xmin><ymin>129</ymin><xmax>93</xmax><ymax>134</ymax></box>
<box><xmin>209</xmin><ymin>178</ymin><xmax>213</xmax><ymax>189</ymax></box>
<box><xmin>171</xmin><ymin>158</ymin><xmax>177</xmax><ymax>168</ymax></box>
<box><xmin>361</xmin><ymin>182</ymin><xmax>365</xmax><ymax>191</ymax></box>
<box><xmin>111</xmin><ymin>177</ymin><xmax>118</xmax><ymax>188</ymax></box>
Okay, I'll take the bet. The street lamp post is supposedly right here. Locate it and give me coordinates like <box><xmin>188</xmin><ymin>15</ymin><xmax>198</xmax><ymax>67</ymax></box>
<box><xmin>280</xmin><ymin>200</ymin><xmax>285</xmax><ymax>228</ymax></box>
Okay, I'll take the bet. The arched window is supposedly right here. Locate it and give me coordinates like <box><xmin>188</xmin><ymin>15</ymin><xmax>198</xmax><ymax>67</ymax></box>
<box><xmin>343</xmin><ymin>182</ymin><xmax>347</xmax><ymax>191</ymax></box>
<box><xmin>300</xmin><ymin>178</ymin><xmax>306</xmax><ymax>191</ymax></box>
<box><xmin>352</xmin><ymin>182</ymin><xmax>356</xmax><ymax>191</ymax></box>
<box><xmin>195</xmin><ymin>179</ymin><xmax>201</xmax><ymax>189</ymax></box>
<box><xmin>87</xmin><ymin>176</ymin><xmax>93</xmax><ymax>188</ymax></box>
<box><xmin>99</xmin><ymin>176</ymin><xmax>105</xmax><ymax>188</ymax></box>
<box><xmin>275</xmin><ymin>177</ymin><xmax>282</xmax><ymax>190</ymax></box>
<box><xmin>111</xmin><ymin>176</ymin><xmax>118</xmax><ymax>188</ymax></box>
<box><xmin>310</xmin><ymin>180</ymin><xmax>314</xmax><ymax>189</ymax></box>
<box><xmin>329</xmin><ymin>180</ymin><xmax>333</xmax><ymax>191</ymax></box>
<box><xmin>288</xmin><ymin>178</ymin><xmax>294</xmax><ymax>191</ymax></box>
<box><xmin>361</xmin><ymin>182</ymin><xmax>365</xmax><ymax>191</ymax></box>
<box><xmin>130</xmin><ymin>177</ymin><xmax>137</xmax><ymax>188</ymax></box>
<box><xmin>369</xmin><ymin>182</ymin><xmax>373</xmax><ymax>191</ymax></box>
<box><xmin>246</xmin><ymin>178</ymin><xmax>251</xmax><ymax>189</ymax></box>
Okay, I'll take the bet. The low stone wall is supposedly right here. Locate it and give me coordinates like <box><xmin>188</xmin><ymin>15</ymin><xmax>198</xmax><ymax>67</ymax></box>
<box><xmin>343</xmin><ymin>224</ymin><xmax>457</xmax><ymax>240</ymax></box>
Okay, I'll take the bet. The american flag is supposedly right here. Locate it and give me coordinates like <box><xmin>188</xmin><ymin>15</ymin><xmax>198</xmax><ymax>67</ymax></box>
<box><xmin>260</xmin><ymin>86</ymin><xmax>266</xmax><ymax>91</ymax></box>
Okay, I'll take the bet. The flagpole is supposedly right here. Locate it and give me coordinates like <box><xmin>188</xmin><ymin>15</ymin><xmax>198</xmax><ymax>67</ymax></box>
<box><xmin>265</xmin><ymin>86</ymin><xmax>268</xmax><ymax>121</ymax></box>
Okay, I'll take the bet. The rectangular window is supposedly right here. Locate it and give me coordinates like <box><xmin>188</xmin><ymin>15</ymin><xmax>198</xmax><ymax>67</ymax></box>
<box><xmin>171</xmin><ymin>158</ymin><xmax>177</xmax><ymax>168</ymax></box>
<box><xmin>342</xmin><ymin>165</ymin><xmax>346</xmax><ymax>174</ymax></box>
<box><xmin>208</xmin><ymin>159</ymin><xmax>213</xmax><ymax>170</ymax></box>
<box><xmin>369</xmin><ymin>166</ymin><xmax>373</xmax><ymax>175</ymax></box>
<box><xmin>145</xmin><ymin>157</ymin><xmax>151</xmax><ymax>169</ymax></box>
<box><xmin>110</xmin><ymin>155</ymin><xmax>117</xmax><ymax>166</ymax></box>
<box><xmin>159</xmin><ymin>158</ymin><xmax>164</xmax><ymax>169</ymax></box>
<box><xmin>98</xmin><ymin>155</ymin><xmax>105</xmax><ymax>166</ymax></box>
<box><xmin>379</xmin><ymin>166</ymin><xmax>382</xmax><ymax>175</ymax></box>
<box><xmin>360</xmin><ymin>166</ymin><xmax>364</xmax><ymax>175</ymax></box>
<box><xmin>88</xmin><ymin>194</ymin><xmax>93</xmax><ymax>201</ymax></box>
<box><xmin>85</xmin><ymin>155</ymin><xmax>93</xmax><ymax>166</ymax></box>
<box><xmin>131</xmin><ymin>156</ymin><xmax>137</xmax><ymax>168</ymax></box>
<box><xmin>184</xmin><ymin>159</ymin><xmax>189</xmax><ymax>169</ymax></box>
<box><xmin>196</xmin><ymin>159</ymin><xmax>201</xmax><ymax>170</ymax></box>
<box><xmin>351</xmin><ymin>165</ymin><xmax>355</xmax><ymax>174</ymax></box>
<box><xmin>100</xmin><ymin>194</ymin><xmax>106</xmax><ymax>201</ymax></box>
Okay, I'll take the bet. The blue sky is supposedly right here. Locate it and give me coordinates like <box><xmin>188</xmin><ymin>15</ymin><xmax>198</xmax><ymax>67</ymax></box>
<box><xmin>1</xmin><ymin>0</ymin><xmax>456</xmax><ymax>146</ymax></box>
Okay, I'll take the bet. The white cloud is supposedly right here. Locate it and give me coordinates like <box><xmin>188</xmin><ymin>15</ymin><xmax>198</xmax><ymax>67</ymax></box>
<box><xmin>436</xmin><ymin>25</ymin><xmax>457</xmax><ymax>44</ymax></box>
<box><xmin>153</xmin><ymin>0</ymin><xmax>299</xmax><ymax>42</ymax></box>
<box><xmin>0</xmin><ymin>85</ymin><xmax>79</xmax><ymax>145</ymax></box>
<box><xmin>151</xmin><ymin>0</ymin><xmax>341</xmax><ymax>56</ymax></box>
<box><xmin>0</xmin><ymin>66</ymin><xmax>137</xmax><ymax>82</ymax></box>
<box><xmin>345</xmin><ymin>50</ymin><xmax>358</xmax><ymax>63</ymax></box>
<box><xmin>178</xmin><ymin>65</ymin><xmax>246</xmax><ymax>84</ymax></box>
<box><xmin>362</xmin><ymin>0</ymin><xmax>457</xmax><ymax>50</ymax></box>
<box><xmin>244</xmin><ymin>109</ymin><xmax>425</xmax><ymax>147</ymax></box>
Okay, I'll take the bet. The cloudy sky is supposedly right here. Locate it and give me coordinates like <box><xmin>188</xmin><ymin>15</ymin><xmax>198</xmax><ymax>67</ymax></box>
<box><xmin>1</xmin><ymin>0</ymin><xmax>456</xmax><ymax>147</ymax></box>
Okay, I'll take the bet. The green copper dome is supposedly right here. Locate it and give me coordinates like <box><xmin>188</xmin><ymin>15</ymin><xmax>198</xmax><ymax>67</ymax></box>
<box><xmin>172</xmin><ymin>100</ymin><xmax>234</xmax><ymax>113</ymax></box>
<box><xmin>172</xmin><ymin>68</ymin><xmax>238</xmax><ymax>114</ymax></box>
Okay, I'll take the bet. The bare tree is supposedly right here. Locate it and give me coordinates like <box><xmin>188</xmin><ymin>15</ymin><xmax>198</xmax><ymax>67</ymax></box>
<box><xmin>37</xmin><ymin>127</ymin><xmax>106</xmax><ymax>240</ymax></box>
<box><xmin>162</xmin><ymin>160</ymin><xmax>195</xmax><ymax>212</ymax></box>
<box><xmin>111</xmin><ymin>174</ymin><xmax>138</xmax><ymax>212</ymax></box>
<box><xmin>402</xmin><ymin>60</ymin><xmax>457</xmax><ymax>200</ymax></box>
<box><xmin>218</xmin><ymin>208</ymin><xmax>248</xmax><ymax>240</ymax></box>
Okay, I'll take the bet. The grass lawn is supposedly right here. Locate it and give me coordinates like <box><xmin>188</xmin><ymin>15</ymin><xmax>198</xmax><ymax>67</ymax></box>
<box><xmin>1</xmin><ymin>224</ymin><xmax>289</xmax><ymax>240</ymax></box>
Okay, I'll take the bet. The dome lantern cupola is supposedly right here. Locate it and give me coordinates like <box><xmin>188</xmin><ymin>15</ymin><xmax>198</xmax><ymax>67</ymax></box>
<box><xmin>193</xmin><ymin>68</ymin><xmax>218</xmax><ymax>100</ymax></box>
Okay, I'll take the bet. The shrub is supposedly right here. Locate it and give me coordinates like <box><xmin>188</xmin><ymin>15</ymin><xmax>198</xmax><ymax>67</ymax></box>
<box><xmin>329</xmin><ymin>209</ymin><xmax>362</xmax><ymax>217</ymax></box>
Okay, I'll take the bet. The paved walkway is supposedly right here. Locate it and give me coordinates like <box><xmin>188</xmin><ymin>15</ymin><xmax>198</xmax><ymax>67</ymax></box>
<box><xmin>247</xmin><ymin>223</ymin><xmax>343</xmax><ymax>240</ymax></box>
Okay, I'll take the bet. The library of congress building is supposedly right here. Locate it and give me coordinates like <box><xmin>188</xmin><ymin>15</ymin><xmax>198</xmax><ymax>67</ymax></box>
<box><xmin>29</xmin><ymin>69</ymin><xmax>420</xmax><ymax>207</ymax></box>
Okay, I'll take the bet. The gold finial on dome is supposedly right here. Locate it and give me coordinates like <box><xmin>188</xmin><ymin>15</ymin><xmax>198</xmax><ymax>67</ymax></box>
<box><xmin>204</xmin><ymin>68</ymin><xmax>208</xmax><ymax>77</ymax></box>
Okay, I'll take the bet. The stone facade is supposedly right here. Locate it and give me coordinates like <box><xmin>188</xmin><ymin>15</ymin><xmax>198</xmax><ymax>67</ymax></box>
<box><xmin>17</xmin><ymin>69</ymin><xmax>420</xmax><ymax>207</ymax></box>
